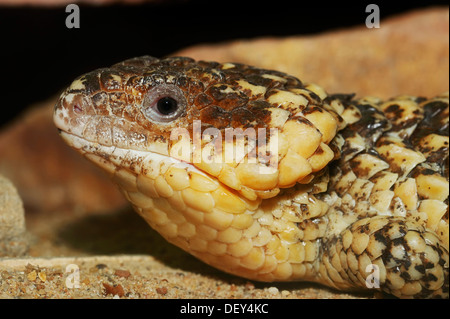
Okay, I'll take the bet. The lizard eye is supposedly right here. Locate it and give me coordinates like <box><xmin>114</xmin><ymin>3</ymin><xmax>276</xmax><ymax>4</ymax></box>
<box><xmin>142</xmin><ymin>84</ymin><xmax>186</xmax><ymax>123</ymax></box>
<box><xmin>156</xmin><ymin>97</ymin><xmax>178</xmax><ymax>115</ymax></box>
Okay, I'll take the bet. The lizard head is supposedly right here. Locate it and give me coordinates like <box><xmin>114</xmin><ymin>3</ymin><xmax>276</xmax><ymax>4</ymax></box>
<box><xmin>53</xmin><ymin>56</ymin><xmax>342</xmax><ymax>280</ymax></box>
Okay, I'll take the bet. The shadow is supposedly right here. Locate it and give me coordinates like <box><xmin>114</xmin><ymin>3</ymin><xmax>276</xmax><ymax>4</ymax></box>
<box><xmin>57</xmin><ymin>208</ymin><xmax>223</xmax><ymax>276</ymax></box>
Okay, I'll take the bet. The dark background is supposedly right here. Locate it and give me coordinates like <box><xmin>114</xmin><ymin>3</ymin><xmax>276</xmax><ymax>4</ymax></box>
<box><xmin>0</xmin><ymin>0</ymin><xmax>448</xmax><ymax>127</ymax></box>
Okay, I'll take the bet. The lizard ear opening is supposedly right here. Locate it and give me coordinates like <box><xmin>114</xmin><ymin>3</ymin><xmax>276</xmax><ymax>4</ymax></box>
<box><xmin>142</xmin><ymin>84</ymin><xmax>187</xmax><ymax>123</ymax></box>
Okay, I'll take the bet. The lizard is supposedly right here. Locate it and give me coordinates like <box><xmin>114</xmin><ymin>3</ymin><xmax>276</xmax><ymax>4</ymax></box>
<box><xmin>53</xmin><ymin>56</ymin><xmax>449</xmax><ymax>298</ymax></box>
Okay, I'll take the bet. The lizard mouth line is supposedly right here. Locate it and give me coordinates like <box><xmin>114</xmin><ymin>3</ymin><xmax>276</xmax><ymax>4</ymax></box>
<box><xmin>58</xmin><ymin>131</ymin><xmax>208</xmax><ymax>178</ymax></box>
<box><xmin>57</xmin><ymin>119</ymin><xmax>282</xmax><ymax>176</ymax></box>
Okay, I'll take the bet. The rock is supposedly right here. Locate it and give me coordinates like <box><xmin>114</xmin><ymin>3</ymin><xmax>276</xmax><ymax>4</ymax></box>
<box><xmin>175</xmin><ymin>7</ymin><xmax>449</xmax><ymax>99</ymax></box>
<box><xmin>0</xmin><ymin>174</ymin><xmax>28</xmax><ymax>257</ymax></box>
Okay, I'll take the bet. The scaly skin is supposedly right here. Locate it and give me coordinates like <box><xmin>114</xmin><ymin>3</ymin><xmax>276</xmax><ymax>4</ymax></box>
<box><xmin>53</xmin><ymin>56</ymin><xmax>449</xmax><ymax>298</ymax></box>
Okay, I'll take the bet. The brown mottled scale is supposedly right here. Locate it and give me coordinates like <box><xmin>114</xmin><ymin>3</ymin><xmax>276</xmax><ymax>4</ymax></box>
<box><xmin>54</xmin><ymin>56</ymin><xmax>449</xmax><ymax>298</ymax></box>
<box><xmin>320</xmin><ymin>93</ymin><xmax>449</xmax><ymax>297</ymax></box>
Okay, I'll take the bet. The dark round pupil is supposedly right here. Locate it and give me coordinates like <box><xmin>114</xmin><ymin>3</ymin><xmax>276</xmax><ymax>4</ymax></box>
<box><xmin>156</xmin><ymin>97</ymin><xmax>178</xmax><ymax>115</ymax></box>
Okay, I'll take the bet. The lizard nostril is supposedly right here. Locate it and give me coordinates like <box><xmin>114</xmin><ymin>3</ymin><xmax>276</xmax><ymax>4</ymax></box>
<box><xmin>73</xmin><ymin>103</ymin><xmax>83</xmax><ymax>113</ymax></box>
<box><xmin>63</xmin><ymin>93</ymin><xmax>92</xmax><ymax>116</ymax></box>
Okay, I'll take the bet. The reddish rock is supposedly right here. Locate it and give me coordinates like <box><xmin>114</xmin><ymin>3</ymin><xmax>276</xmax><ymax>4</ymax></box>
<box><xmin>176</xmin><ymin>7</ymin><xmax>449</xmax><ymax>99</ymax></box>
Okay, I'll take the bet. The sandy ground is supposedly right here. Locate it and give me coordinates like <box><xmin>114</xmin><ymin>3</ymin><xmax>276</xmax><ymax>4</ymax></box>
<box><xmin>1</xmin><ymin>207</ymin><xmax>372</xmax><ymax>299</ymax></box>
